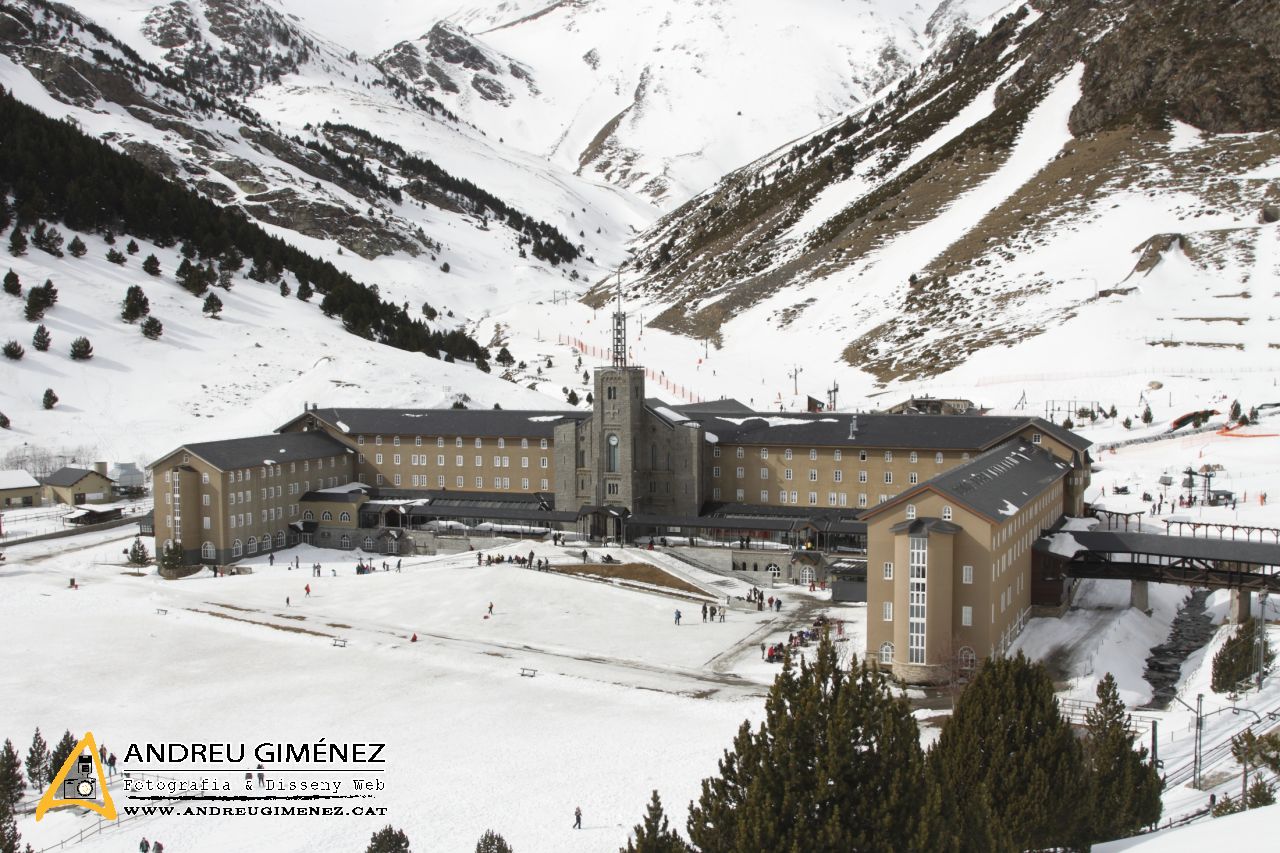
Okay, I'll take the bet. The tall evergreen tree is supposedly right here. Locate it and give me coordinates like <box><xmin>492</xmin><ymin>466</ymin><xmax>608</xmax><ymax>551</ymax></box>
<box><xmin>928</xmin><ymin>653</ymin><xmax>1088</xmax><ymax>852</ymax></box>
<box><xmin>31</xmin><ymin>324</ymin><xmax>50</xmax><ymax>351</ymax></box>
<box><xmin>67</xmin><ymin>235</ymin><xmax>86</xmax><ymax>258</ymax></box>
<box><xmin>1084</xmin><ymin>674</ymin><xmax>1162</xmax><ymax>842</ymax></box>
<box><xmin>0</xmin><ymin>739</ymin><xmax>24</xmax><ymax>810</ymax></box>
<box><xmin>22</xmin><ymin>288</ymin><xmax>46</xmax><ymax>321</ymax></box>
<box><xmin>623</xmin><ymin>791</ymin><xmax>689</xmax><ymax>853</ymax></box>
<box><xmin>1142</xmin><ymin>405</ymin><xmax>1153</xmax><ymax>425</ymax></box>
<box><xmin>1212</xmin><ymin>619</ymin><xmax>1273</xmax><ymax>692</ymax></box>
<box><xmin>297</xmin><ymin>278</ymin><xmax>313</xmax><ymax>301</ymax></box>
<box><xmin>120</xmin><ymin>285</ymin><xmax>150</xmax><ymax>323</ymax></box>
<box><xmin>2</xmin><ymin>270</ymin><xmax>18</xmax><ymax>296</ymax></box>
<box><xmin>0</xmin><ymin>803</ymin><xmax>20</xmax><ymax>853</ymax></box>
<box><xmin>203</xmin><ymin>292</ymin><xmax>223</xmax><ymax>318</ymax></box>
<box><xmin>687</xmin><ymin>636</ymin><xmax>934</xmax><ymax>853</ymax></box>
<box><xmin>365</xmin><ymin>825</ymin><xmax>410</xmax><ymax>853</ymax></box>
<box><xmin>24</xmin><ymin>730</ymin><xmax>47</xmax><ymax>792</ymax></box>
<box><xmin>40</xmin><ymin>280</ymin><xmax>56</xmax><ymax>307</ymax></box>
<box><xmin>475</xmin><ymin>830</ymin><xmax>513</xmax><ymax>853</ymax></box>
<box><xmin>46</xmin><ymin>731</ymin><xmax>77</xmax><ymax>785</ymax></box>
<box><xmin>7</xmin><ymin>227</ymin><xmax>26</xmax><ymax>256</ymax></box>
<box><xmin>142</xmin><ymin>254</ymin><xmax>161</xmax><ymax>276</ymax></box>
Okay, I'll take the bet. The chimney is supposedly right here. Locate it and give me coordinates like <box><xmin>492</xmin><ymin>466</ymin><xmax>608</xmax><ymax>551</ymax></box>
<box><xmin>94</xmin><ymin>461</ymin><xmax>108</xmax><ymax>476</ymax></box>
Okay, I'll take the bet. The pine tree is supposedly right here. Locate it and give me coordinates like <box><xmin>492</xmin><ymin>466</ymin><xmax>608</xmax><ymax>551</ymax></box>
<box><xmin>1142</xmin><ymin>405</ymin><xmax>1153</xmax><ymax>425</ymax></box>
<box><xmin>475</xmin><ymin>830</ymin><xmax>513</xmax><ymax>853</ymax></box>
<box><xmin>41</xmin><ymin>280</ymin><xmax>56</xmax><ymax>306</ymax></box>
<box><xmin>105</xmin><ymin>248</ymin><xmax>126</xmax><ymax>265</ymax></box>
<box><xmin>203</xmin><ymin>292</ymin><xmax>223</xmax><ymax>318</ymax></box>
<box><xmin>1062</xmin><ymin>416</ymin><xmax>1073</xmax><ymax>429</ymax></box>
<box><xmin>0</xmin><ymin>739</ymin><xmax>24</xmax><ymax>811</ymax></box>
<box><xmin>8</xmin><ymin>227</ymin><xmax>26</xmax><ymax>256</ymax></box>
<box><xmin>567</xmin><ymin>390</ymin><xmax>579</xmax><ymax>405</ymax></box>
<box><xmin>1122</xmin><ymin>416</ymin><xmax>1132</xmax><ymax>429</ymax></box>
<box><xmin>1108</xmin><ymin>404</ymin><xmax>1117</xmax><ymax>418</ymax></box>
<box><xmin>31</xmin><ymin>222</ymin><xmax>63</xmax><ymax>257</ymax></box>
<box><xmin>31</xmin><ymin>324</ymin><xmax>50</xmax><ymax>351</ymax></box>
<box><xmin>364</xmin><ymin>825</ymin><xmax>410</xmax><ymax>853</ymax></box>
<box><xmin>120</xmin><ymin>285</ymin><xmax>150</xmax><ymax>323</ymax></box>
<box><xmin>22</xmin><ymin>288</ymin><xmax>46</xmax><ymax>321</ymax></box>
<box><xmin>67</xmin><ymin>235</ymin><xmax>86</xmax><ymax>258</ymax></box>
<box><xmin>126</xmin><ymin>239</ymin><xmax>139</xmax><ymax>254</ymax></box>
<box><xmin>0</xmin><ymin>804</ymin><xmax>20</xmax><ymax>853</ymax></box>
<box><xmin>69</xmin><ymin>336</ymin><xmax>93</xmax><ymax>360</ymax></box>
<box><xmin>141</xmin><ymin>317</ymin><xmax>163</xmax><ymax>340</ymax></box>
<box><xmin>42</xmin><ymin>388</ymin><xmax>57</xmax><ymax>410</ymax></box>
<box><xmin>46</xmin><ymin>731</ymin><xmax>76</xmax><ymax>785</ymax></box>
<box><xmin>1230</xmin><ymin>400</ymin><xmax>1243</xmax><ymax>422</ymax></box>
<box><xmin>160</xmin><ymin>541</ymin><xmax>183</xmax><ymax>570</ymax></box>
<box><xmin>128</xmin><ymin>538</ymin><xmax>151</xmax><ymax>565</ymax></box>
<box><xmin>687</xmin><ymin>636</ymin><xmax>934</xmax><ymax>852</ymax></box>
<box><xmin>1212</xmin><ymin>619</ymin><xmax>1273</xmax><ymax>692</ymax></box>
<box><xmin>297</xmin><ymin>278</ymin><xmax>313</xmax><ymax>301</ymax></box>
<box><xmin>279</xmin><ymin>280</ymin><xmax>291</xmax><ymax>297</ymax></box>
<box><xmin>1083</xmin><ymin>674</ymin><xmax>1162</xmax><ymax>842</ymax></box>
<box><xmin>142</xmin><ymin>254</ymin><xmax>161</xmax><ymax>276</ymax></box>
<box><xmin>623</xmin><ymin>791</ymin><xmax>689</xmax><ymax>852</ymax></box>
<box><xmin>0</xmin><ymin>412</ymin><xmax>9</xmax><ymax>430</ymax></box>
<box><xmin>928</xmin><ymin>653</ymin><xmax>1088</xmax><ymax>852</ymax></box>
<box><xmin>2</xmin><ymin>270</ymin><xmax>17</xmax><ymax>296</ymax></box>
<box><xmin>496</xmin><ymin>346</ymin><xmax>514</xmax><ymax>367</ymax></box>
<box><xmin>1</xmin><ymin>341</ymin><xmax>22</xmax><ymax>360</ymax></box>
<box><xmin>24</xmin><ymin>731</ymin><xmax>47</xmax><ymax>793</ymax></box>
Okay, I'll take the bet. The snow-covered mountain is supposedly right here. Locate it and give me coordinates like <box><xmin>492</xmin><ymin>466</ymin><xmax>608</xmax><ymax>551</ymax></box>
<box><xmin>614</xmin><ymin>0</ymin><xmax>1280</xmax><ymax>390</ymax></box>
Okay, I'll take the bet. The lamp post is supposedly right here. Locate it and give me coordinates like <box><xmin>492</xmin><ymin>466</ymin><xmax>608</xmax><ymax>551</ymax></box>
<box><xmin>1172</xmin><ymin>693</ymin><xmax>1205</xmax><ymax>788</ymax></box>
<box><xmin>789</xmin><ymin>365</ymin><xmax>803</xmax><ymax>396</ymax></box>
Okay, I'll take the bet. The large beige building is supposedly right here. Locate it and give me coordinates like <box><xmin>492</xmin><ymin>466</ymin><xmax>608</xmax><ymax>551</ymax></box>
<box><xmin>148</xmin><ymin>312</ymin><xmax>1090</xmax><ymax>681</ymax></box>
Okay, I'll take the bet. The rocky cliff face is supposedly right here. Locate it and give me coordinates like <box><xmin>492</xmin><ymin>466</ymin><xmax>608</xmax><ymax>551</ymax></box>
<box><xmin>612</xmin><ymin>0</ymin><xmax>1280</xmax><ymax>382</ymax></box>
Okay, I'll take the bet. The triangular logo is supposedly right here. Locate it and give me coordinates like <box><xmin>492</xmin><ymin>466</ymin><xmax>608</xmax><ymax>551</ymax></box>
<box><xmin>35</xmin><ymin>732</ymin><xmax>117</xmax><ymax>820</ymax></box>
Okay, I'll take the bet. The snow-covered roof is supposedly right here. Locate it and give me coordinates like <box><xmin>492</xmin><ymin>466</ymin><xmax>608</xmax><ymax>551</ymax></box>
<box><xmin>0</xmin><ymin>470</ymin><xmax>40</xmax><ymax>490</ymax></box>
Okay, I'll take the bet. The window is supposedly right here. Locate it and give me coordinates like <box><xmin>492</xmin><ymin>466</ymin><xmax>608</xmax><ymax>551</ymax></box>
<box><xmin>540</xmin><ymin>479</ymin><xmax>549</xmax><ymax>490</ymax></box>
<box><xmin>859</xmin><ymin>450</ymin><xmax>867</xmax><ymax>461</ymax></box>
<box><xmin>884</xmin><ymin>472</ymin><xmax>893</xmax><ymax>484</ymax></box>
<box><xmin>438</xmin><ymin>476</ymin><xmax>445</xmax><ymax>487</ymax></box>
<box><xmin>809</xmin><ymin>449</ymin><xmax>817</xmax><ymax>460</ymax></box>
<box><xmin>202</xmin><ymin>516</ymin><xmax>211</xmax><ymax>530</ymax></box>
<box><xmin>858</xmin><ymin>493</ymin><xmax>868</xmax><ymax>507</ymax></box>
<box><xmin>790</xmin><ymin>490</ymin><xmax>798</xmax><ymax>503</ymax></box>
<box><xmin>303</xmin><ymin>510</ymin><xmax>314</xmax><ymax>521</ymax></box>
<box><xmin>475</xmin><ymin>477</ymin><xmax>484</xmax><ymax>488</ymax></box>
<box><xmin>415</xmin><ymin>436</ymin><xmax>422</xmax><ymax>446</ymax></box>
<box><xmin>336</xmin><ymin>511</ymin><xmax>350</xmax><ymax>522</ymax></box>
<box><xmin>859</xmin><ymin>470</ymin><xmax>868</xmax><ymax>483</ymax></box>
<box><xmin>909</xmin><ymin>452</ymin><xmax>918</xmax><ymax>463</ymax></box>
<box><xmin>1032</xmin><ymin>433</ymin><xmax>1042</xmax><ymax>445</ymax></box>
<box><xmin>201</xmin><ymin>542</ymin><xmax>215</xmax><ymax>560</ymax></box>
<box><xmin>736</xmin><ymin>447</ymin><xmax>744</xmax><ymax>459</ymax></box>
<box><xmin>455</xmin><ymin>455</ymin><xmax>463</xmax><ymax>467</ymax></box>
<box><xmin>540</xmin><ymin>438</ymin><xmax>548</xmax><ymax>450</ymax></box>
<box><xmin>760</xmin><ymin>468</ymin><xmax>769</xmax><ymax>480</ymax></box>
<box><xmin>438</xmin><ymin>455</ymin><xmax>445</xmax><ymax>466</ymax></box>
<box><xmin>809</xmin><ymin>469</ymin><xmax>817</xmax><ymax>482</ymax></box>
<box><xmin>340</xmin><ymin>534</ymin><xmax>351</xmax><ymax>549</ymax></box>
<box><xmin>961</xmin><ymin>606</ymin><xmax>973</xmax><ymax>627</ymax></box>
<box><xmin>883</xmin><ymin>561</ymin><xmax>894</xmax><ymax>580</ymax></box>
<box><xmin>828</xmin><ymin>492</ymin><xmax>838</xmax><ymax>506</ymax></box>
<box><xmin>908</xmin><ymin>536</ymin><xmax>927</xmax><ymax>664</ymax></box>
<box><xmin>494</xmin><ymin>456</ymin><xmax>502</xmax><ymax>467</ymax></box>
<box><xmin>202</xmin><ymin>494</ymin><xmax>210</xmax><ymax>506</ymax></box>
<box><xmin>879</xmin><ymin>642</ymin><xmax>894</xmax><ymax>665</ymax></box>
<box><xmin>943</xmin><ymin>506</ymin><xmax>953</xmax><ymax>521</ymax></box>
<box><xmin>436</xmin><ymin>437</ymin><xmax>443</xmax><ymax>447</ymax></box>
<box><xmin>522</xmin><ymin>457</ymin><xmax>530</xmax><ymax>469</ymax></box>
<box><xmin>784</xmin><ymin>469</ymin><xmax>793</xmax><ymax>481</ymax></box>
<box><xmin>232</xmin><ymin>539</ymin><xmax>243</xmax><ymax>557</ymax></box>
<box><xmin>834</xmin><ymin>450</ymin><xmax>842</xmax><ymax>462</ymax></box>
<box><xmin>760</xmin><ymin>490</ymin><xmax>769</xmax><ymax>502</ymax></box>
<box><xmin>358</xmin><ymin>436</ymin><xmax>365</xmax><ymax>446</ymax></box>
<box><xmin>906</xmin><ymin>504</ymin><xmax>916</xmax><ymax>520</ymax></box>
<box><xmin>394</xmin><ymin>475</ymin><xmax>401</xmax><ymax>486</ymax></box>
<box><xmin>540</xmin><ymin>457</ymin><xmax>548</xmax><ymax>469</ymax></box>
<box><xmin>909</xmin><ymin>472</ymin><xmax>918</xmax><ymax>485</ymax></box>
<box><xmin>474</xmin><ymin>438</ymin><xmax>482</xmax><ymax>448</ymax></box>
<box><xmin>375</xmin><ymin>453</ymin><xmax>383</xmax><ymax>465</ymax></box>
<box><xmin>364</xmin><ymin>537</ymin><xmax>375</xmax><ymax>550</ymax></box>
<box><xmin>808</xmin><ymin>492</ymin><xmax>817</xmax><ymax>505</ymax></box>
<box><xmin>393</xmin><ymin>436</ymin><xmax>400</xmax><ymax>447</ymax></box>
<box><xmin>736</xmin><ymin>466</ymin><xmax>744</xmax><ymax>479</ymax></box>
<box><xmin>784</xmin><ymin>448</ymin><xmax>793</xmax><ymax>461</ymax></box>
<box><xmin>521</xmin><ymin>478</ymin><xmax>529</xmax><ymax>490</ymax></box>
<box><xmin>246</xmin><ymin>537</ymin><xmax>258</xmax><ymax>555</ymax></box>
<box><xmin>455</xmin><ymin>437</ymin><xmax>463</xmax><ymax>447</ymax></box>
<box><xmin>834</xmin><ymin>470</ymin><xmax>843</xmax><ymax>483</ymax></box>
<box><xmin>958</xmin><ymin>647</ymin><xmax>977</xmax><ymax>673</ymax></box>
<box><xmin>760</xmin><ymin>448</ymin><xmax>768</xmax><ymax>459</ymax></box>
<box><xmin>456</xmin><ymin>476</ymin><xmax>464</xmax><ymax>488</ymax></box>
<box><xmin>735</xmin><ymin>489</ymin><xmax>744</xmax><ymax>501</ymax></box>
<box><xmin>200</xmin><ymin>472</ymin><xmax>209</xmax><ymax>485</ymax></box>
<box><xmin>474</xmin><ymin>456</ymin><xmax>482</xmax><ymax>467</ymax></box>
<box><xmin>393</xmin><ymin>454</ymin><xmax>401</xmax><ymax>466</ymax></box>
<box><xmin>882</xmin><ymin>601</ymin><xmax>893</xmax><ymax>621</ymax></box>
<box><xmin>936</xmin><ymin>452</ymin><xmax>943</xmax><ymax>464</ymax></box>
<box><xmin>374</xmin><ymin>436</ymin><xmax>382</xmax><ymax>446</ymax></box>
<box><xmin>713</xmin><ymin>466</ymin><xmax>721</xmax><ymax>478</ymax></box>
<box><xmin>498</xmin><ymin>438</ymin><xmax>505</xmax><ymax>449</ymax></box>
<box><xmin>779</xmin><ymin>490</ymin><xmax>789</xmax><ymax>504</ymax></box>
<box><xmin>606</xmin><ymin>482</ymin><xmax>619</xmax><ymax>496</ymax></box>
<box><xmin>713</xmin><ymin>446</ymin><xmax>721</xmax><ymax>458</ymax></box>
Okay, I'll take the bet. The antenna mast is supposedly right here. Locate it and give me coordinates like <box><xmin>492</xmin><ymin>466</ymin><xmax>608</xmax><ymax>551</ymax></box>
<box><xmin>611</xmin><ymin>271</ymin><xmax>627</xmax><ymax>367</ymax></box>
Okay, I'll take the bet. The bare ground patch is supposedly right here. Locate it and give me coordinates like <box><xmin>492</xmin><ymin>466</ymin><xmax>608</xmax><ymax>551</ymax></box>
<box><xmin>188</xmin><ymin>608</ymin><xmax>334</xmax><ymax>638</ymax></box>
<box><xmin>550</xmin><ymin>562</ymin><xmax>706</xmax><ymax>596</ymax></box>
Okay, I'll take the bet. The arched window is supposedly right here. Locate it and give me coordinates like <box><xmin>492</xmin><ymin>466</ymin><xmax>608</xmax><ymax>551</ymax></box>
<box><xmin>322</xmin><ymin>511</ymin><xmax>333</xmax><ymax>521</ymax></box>
<box><xmin>276</xmin><ymin>531</ymin><xmax>286</xmax><ymax>549</ymax></box>
<box><xmin>363</xmin><ymin>537</ymin><xmax>374</xmax><ymax>551</ymax></box>
<box><xmin>942</xmin><ymin>505</ymin><xmax>953</xmax><ymax>521</ymax></box>
<box><xmin>958</xmin><ymin>647</ymin><xmax>977</xmax><ymax>673</ymax></box>
<box><xmin>339</xmin><ymin>511</ymin><xmax>351</xmax><ymax>522</ymax></box>
<box><xmin>232</xmin><ymin>539</ymin><xmax>243</xmax><ymax>558</ymax></box>
<box><xmin>303</xmin><ymin>510</ymin><xmax>314</xmax><ymax>521</ymax></box>
<box><xmin>878</xmin><ymin>642</ymin><xmax>894</xmax><ymax>665</ymax></box>
<box><xmin>340</xmin><ymin>534</ymin><xmax>351</xmax><ymax>549</ymax></box>
<box><xmin>201</xmin><ymin>542</ymin><xmax>216</xmax><ymax>561</ymax></box>
<box><xmin>260</xmin><ymin>534</ymin><xmax>271</xmax><ymax>551</ymax></box>
<box><xmin>906</xmin><ymin>504</ymin><xmax>917</xmax><ymax>520</ymax></box>
<box><xmin>606</xmin><ymin>434</ymin><xmax>619</xmax><ymax>473</ymax></box>
<box><xmin>246</xmin><ymin>537</ymin><xmax>257</xmax><ymax>555</ymax></box>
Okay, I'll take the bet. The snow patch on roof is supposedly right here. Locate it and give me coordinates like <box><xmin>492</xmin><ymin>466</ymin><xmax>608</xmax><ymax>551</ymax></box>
<box><xmin>653</xmin><ymin>406</ymin><xmax>688</xmax><ymax>424</ymax></box>
<box><xmin>715</xmin><ymin>416</ymin><xmax>838</xmax><ymax>427</ymax></box>
<box><xmin>998</xmin><ymin>499</ymin><xmax>1019</xmax><ymax>516</ymax></box>
<box><xmin>528</xmin><ymin>415</ymin><xmax>565</xmax><ymax>422</ymax></box>
<box><xmin>704</xmin><ymin>432</ymin><xmax>719</xmax><ymax>444</ymax></box>
<box><xmin>0</xmin><ymin>470</ymin><xmax>39</xmax><ymax>490</ymax></box>
<box><xmin>1045</xmin><ymin>532</ymin><xmax>1082</xmax><ymax>558</ymax></box>
<box><xmin>336</xmin><ymin>420</ymin><xmax>350</xmax><ymax>433</ymax></box>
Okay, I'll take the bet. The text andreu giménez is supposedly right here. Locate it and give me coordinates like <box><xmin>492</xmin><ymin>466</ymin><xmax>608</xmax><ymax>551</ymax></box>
<box><xmin>123</xmin><ymin>741</ymin><xmax>386</xmax><ymax>764</ymax></box>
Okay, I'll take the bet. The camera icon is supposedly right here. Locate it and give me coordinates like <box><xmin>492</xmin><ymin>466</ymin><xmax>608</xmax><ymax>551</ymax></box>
<box><xmin>61</xmin><ymin>755</ymin><xmax>96</xmax><ymax>800</ymax></box>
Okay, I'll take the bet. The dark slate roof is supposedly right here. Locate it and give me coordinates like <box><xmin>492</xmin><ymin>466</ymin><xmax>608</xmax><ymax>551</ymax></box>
<box><xmin>182</xmin><ymin>432</ymin><xmax>350</xmax><ymax>472</ymax></box>
<box><xmin>866</xmin><ymin>438</ymin><xmax>1070</xmax><ymax>522</ymax></box>
<box><xmin>670</xmin><ymin>398</ymin><xmax>756</xmax><ymax>415</ymax></box>
<box><xmin>1041</xmin><ymin>531</ymin><xmax>1280</xmax><ymax>568</ymax></box>
<box><xmin>688</xmin><ymin>410</ymin><xmax>1089</xmax><ymax>452</ymax></box>
<box><xmin>284</xmin><ymin>407</ymin><xmax>587</xmax><ymax>438</ymax></box>
<box><xmin>890</xmin><ymin>517</ymin><xmax>962</xmax><ymax>535</ymax></box>
<box><xmin>300</xmin><ymin>489</ymin><xmax>369</xmax><ymax>503</ymax></box>
<box><xmin>42</xmin><ymin>466</ymin><xmax>111</xmax><ymax>487</ymax></box>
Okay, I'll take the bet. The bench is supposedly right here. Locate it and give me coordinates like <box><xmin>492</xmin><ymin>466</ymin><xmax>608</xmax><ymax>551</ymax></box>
<box><xmin>331</xmin><ymin>638</ymin><xmax>348</xmax><ymax>648</ymax></box>
<box><xmin>155</xmin><ymin>608</ymin><xmax>167</xmax><ymax>615</ymax></box>
<box><xmin>519</xmin><ymin>667</ymin><xmax>537</xmax><ymax>678</ymax></box>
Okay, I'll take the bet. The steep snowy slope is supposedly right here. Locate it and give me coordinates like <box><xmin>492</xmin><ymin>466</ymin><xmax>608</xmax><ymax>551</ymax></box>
<box><xmin>308</xmin><ymin>0</ymin><xmax>1018</xmax><ymax>207</ymax></box>
<box><xmin>611</xmin><ymin>0</ymin><xmax>1280</xmax><ymax>395</ymax></box>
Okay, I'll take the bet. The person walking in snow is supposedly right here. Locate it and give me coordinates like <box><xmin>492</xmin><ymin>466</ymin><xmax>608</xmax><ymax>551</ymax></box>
<box><xmin>305</xmin><ymin>584</ymin><xmax>311</xmax><ymax>597</ymax></box>
<box><xmin>286</xmin><ymin>596</ymin><xmax>290</xmax><ymax>607</ymax></box>
<box><xmin>701</xmin><ymin>603</ymin><xmax>708</xmax><ymax>622</ymax></box>
<box><xmin>268</xmin><ymin>553</ymin><xmax>274</xmax><ymax>566</ymax></box>
<box><xmin>396</xmin><ymin>559</ymin><xmax>402</xmax><ymax>572</ymax></box>
<box><xmin>139</xmin><ymin>839</ymin><xmax>150</xmax><ymax>853</ymax></box>
<box><xmin>488</xmin><ymin>601</ymin><xmax>494</xmax><ymax>615</ymax></box>
<box><xmin>477</xmin><ymin>552</ymin><xmax>483</xmax><ymax>567</ymax></box>
<box><xmin>674</xmin><ymin>609</ymin><xmax>682</xmax><ymax>625</ymax></box>
<box><xmin>574</xmin><ymin>806</ymin><xmax>582</xmax><ymax>829</ymax></box>
<box><xmin>581</xmin><ymin>549</ymin><xmax>588</xmax><ymax>563</ymax></box>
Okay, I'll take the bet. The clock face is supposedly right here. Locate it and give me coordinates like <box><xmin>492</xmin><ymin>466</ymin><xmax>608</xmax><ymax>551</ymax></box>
<box><xmin>608</xmin><ymin>435</ymin><xmax>619</xmax><ymax>446</ymax></box>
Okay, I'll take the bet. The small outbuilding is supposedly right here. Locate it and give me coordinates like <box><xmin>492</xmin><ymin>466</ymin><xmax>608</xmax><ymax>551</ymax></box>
<box><xmin>0</xmin><ymin>470</ymin><xmax>42</xmax><ymax>508</ymax></box>
<box><xmin>42</xmin><ymin>466</ymin><xmax>116</xmax><ymax>506</ymax></box>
